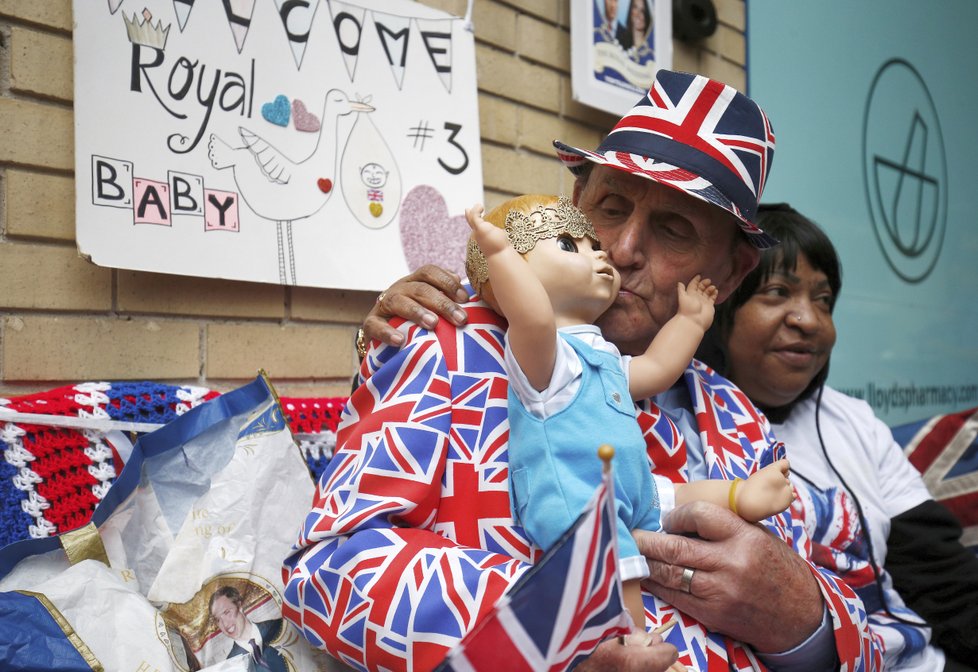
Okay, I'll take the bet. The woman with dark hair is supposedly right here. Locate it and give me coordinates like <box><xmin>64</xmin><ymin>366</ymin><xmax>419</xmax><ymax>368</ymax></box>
<box><xmin>704</xmin><ymin>203</ymin><xmax>841</xmax><ymax>423</ymax></box>
<box><xmin>617</xmin><ymin>0</ymin><xmax>651</xmax><ymax>54</ymax></box>
<box><xmin>700</xmin><ymin>203</ymin><xmax>978</xmax><ymax>671</ymax></box>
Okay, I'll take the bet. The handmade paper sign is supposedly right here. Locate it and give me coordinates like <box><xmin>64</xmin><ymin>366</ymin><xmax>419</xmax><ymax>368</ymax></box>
<box><xmin>73</xmin><ymin>0</ymin><xmax>482</xmax><ymax>289</ymax></box>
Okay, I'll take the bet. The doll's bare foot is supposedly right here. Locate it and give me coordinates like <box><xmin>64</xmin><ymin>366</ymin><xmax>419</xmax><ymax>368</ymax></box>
<box><xmin>676</xmin><ymin>275</ymin><xmax>718</xmax><ymax>331</ymax></box>
<box><xmin>733</xmin><ymin>458</ymin><xmax>793</xmax><ymax>522</ymax></box>
<box><xmin>620</xmin><ymin>630</ymin><xmax>688</xmax><ymax>671</ymax></box>
<box><xmin>622</xmin><ymin>629</ymin><xmax>654</xmax><ymax>646</ymax></box>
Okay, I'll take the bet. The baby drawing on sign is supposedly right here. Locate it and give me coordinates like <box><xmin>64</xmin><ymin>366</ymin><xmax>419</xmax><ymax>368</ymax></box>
<box><xmin>465</xmin><ymin>195</ymin><xmax>794</xmax><ymax>642</ymax></box>
<box><xmin>360</xmin><ymin>162</ymin><xmax>389</xmax><ymax>219</ymax></box>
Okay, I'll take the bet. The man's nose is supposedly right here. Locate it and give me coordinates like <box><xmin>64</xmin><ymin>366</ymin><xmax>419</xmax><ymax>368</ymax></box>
<box><xmin>605</xmin><ymin>218</ymin><xmax>647</xmax><ymax>268</ymax></box>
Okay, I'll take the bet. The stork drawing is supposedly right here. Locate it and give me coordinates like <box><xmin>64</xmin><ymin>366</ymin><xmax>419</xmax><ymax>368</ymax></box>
<box><xmin>208</xmin><ymin>89</ymin><xmax>374</xmax><ymax>285</ymax></box>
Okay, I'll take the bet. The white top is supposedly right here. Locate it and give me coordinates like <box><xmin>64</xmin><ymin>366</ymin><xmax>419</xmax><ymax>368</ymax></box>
<box><xmin>774</xmin><ymin>385</ymin><xmax>942</xmax><ymax>671</ymax></box>
<box><xmin>505</xmin><ymin>324</ymin><xmax>631</xmax><ymax>420</ymax></box>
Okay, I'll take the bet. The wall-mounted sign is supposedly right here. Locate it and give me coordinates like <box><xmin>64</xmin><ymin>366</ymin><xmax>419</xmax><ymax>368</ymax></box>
<box><xmin>748</xmin><ymin>0</ymin><xmax>978</xmax><ymax>424</ymax></box>
<box><xmin>73</xmin><ymin>0</ymin><xmax>482</xmax><ymax>290</ymax></box>
<box><xmin>570</xmin><ymin>0</ymin><xmax>672</xmax><ymax>116</ymax></box>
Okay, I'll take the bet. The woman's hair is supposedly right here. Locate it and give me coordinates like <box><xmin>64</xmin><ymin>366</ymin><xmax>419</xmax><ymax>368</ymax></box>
<box><xmin>625</xmin><ymin>0</ymin><xmax>649</xmax><ymax>35</ymax></box>
<box><xmin>699</xmin><ymin>203</ymin><xmax>843</xmax><ymax>419</ymax></box>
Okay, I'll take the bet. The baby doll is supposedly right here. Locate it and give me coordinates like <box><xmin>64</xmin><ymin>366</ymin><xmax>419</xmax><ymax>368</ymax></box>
<box><xmin>465</xmin><ymin>194</ymin><xmax>793</xmax><ymax>640</ymax></box>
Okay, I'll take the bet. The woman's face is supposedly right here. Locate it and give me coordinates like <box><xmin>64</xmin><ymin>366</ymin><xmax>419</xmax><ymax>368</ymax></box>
<box><xmin>725</xmin><ymin>252</ymin><xmax>837</xmax><ymax>409</ymax></box>
<box><xmin>631</xmin><ymin>0</ymin><xmax>647</xmax><ymax>32</ymax></box>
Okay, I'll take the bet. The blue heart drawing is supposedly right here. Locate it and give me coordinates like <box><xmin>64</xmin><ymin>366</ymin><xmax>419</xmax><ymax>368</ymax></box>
<box><xmin>261</xmin><ymin>94</ymin><xmax>290</xmax><ymax>127</ymax></box>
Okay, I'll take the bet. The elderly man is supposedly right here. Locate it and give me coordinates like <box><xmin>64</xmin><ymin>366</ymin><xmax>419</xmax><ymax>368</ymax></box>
<box><xmin>283</xmin><ymin>70</ymin><xmax>881</xmax><ymax>671</ymax></box>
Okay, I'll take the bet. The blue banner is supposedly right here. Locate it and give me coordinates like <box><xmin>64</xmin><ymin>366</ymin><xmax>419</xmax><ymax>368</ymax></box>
<box><xmin>747</xmin><ymin>0</ymin><xmax>978</xmax><ymax>424</ymax></box>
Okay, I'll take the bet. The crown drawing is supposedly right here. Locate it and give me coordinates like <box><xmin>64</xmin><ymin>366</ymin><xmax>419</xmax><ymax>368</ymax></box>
<box><xmin>123</xmin><ymin>8</ymin><xmax>170</xmax><ymax>50</ymax></box>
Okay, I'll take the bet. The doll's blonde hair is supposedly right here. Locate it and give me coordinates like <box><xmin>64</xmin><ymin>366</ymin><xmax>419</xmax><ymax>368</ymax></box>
<box><xmin>465</xmin><ymin>194</ymin><xmax>597</xmax><ymax>305</ymax></box>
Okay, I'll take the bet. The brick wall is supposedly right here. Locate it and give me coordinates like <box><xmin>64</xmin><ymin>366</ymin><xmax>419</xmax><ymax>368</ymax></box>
<box><xmin>0</xmin><ymin>0</ymin><xmax>746</xmax><ymax>397</ymax></box>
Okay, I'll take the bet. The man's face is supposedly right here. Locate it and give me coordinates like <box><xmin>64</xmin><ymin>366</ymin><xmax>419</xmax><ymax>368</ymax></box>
<box><xmin>574</xmin><ymin>165</ymin><xmax>758</xmax><ymax>355</ymax></box>
<box><xmin>211</xmin><ymin>595</ymin><xmax>249</xmax><ymax>640</ymax></box>
<box><xmin>605</xmin><ymin>0</ymin><xmax>618</xmax><ymax>22</ymax></box>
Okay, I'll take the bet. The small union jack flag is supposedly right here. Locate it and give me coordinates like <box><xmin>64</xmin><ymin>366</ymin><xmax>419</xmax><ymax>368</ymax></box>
<box><xmin>435</xmin><ymin>467</ymin><xmax>631</xmax><ymax>672</ymax></box>
<box><xmin>893</xmin><ymin>406</ymin><xmax>978</xmax><ymax>552</ymax></box>
<box><xmin>554</xmin><ymin>69</ymin><xmax>777</xmax><ymax>249</ymax></box>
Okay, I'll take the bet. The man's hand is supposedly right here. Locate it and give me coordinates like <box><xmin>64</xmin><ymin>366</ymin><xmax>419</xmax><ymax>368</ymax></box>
<box><xmin>362</xmin><ymin>265</ymin><xmax>469</xmax><ymax>348</ymax></box>
<box><xmin>638</xmin><ymin>501</ymin><xmax>824</xmax><ymax>653</ymax></box>
<box><xmin>577</xmin><ymin>634</ymin><xmax>684</xmax><ymax>672</ymax></box>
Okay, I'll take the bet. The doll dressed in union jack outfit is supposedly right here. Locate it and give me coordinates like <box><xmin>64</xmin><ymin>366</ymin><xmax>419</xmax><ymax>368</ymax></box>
<box><xmin>465</xmin><ymin>193</ymin><xmax>794</xmax><ymax>643</ymax></box>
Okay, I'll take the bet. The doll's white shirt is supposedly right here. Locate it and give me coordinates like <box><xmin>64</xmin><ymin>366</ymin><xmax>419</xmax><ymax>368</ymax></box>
<box><xmin>504</xmin><ymin>324</ymin><xmax>625</xmax><ymax>419</ymax></box>
<box><xmin>504</xmin><ymin>322</ymin><xmax>676</xmax><ymax>550</ymax></box>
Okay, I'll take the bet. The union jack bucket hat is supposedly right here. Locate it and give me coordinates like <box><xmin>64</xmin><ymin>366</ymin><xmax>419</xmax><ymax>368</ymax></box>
<box><xmin>554</xmin><ymin>69</ymin><xmax>778</xmax><ymax>249</ymax></box>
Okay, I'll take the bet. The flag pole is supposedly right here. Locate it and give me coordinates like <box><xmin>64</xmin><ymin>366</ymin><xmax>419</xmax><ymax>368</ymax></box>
<box><xmin>599</xmin><ymin>443</ymin><xmax>679</xmax><ymax>645</ymax></box>
<box><xmin>598</xmin><ymin>443</ymin><xmax>614</xmax><ymax>475</ymax></box>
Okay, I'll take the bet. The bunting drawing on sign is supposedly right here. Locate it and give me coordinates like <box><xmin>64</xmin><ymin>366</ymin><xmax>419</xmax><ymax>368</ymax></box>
<box><xmin>373</xmin><ymin>10</ymin><xmax>412</xmax><ymax>90</ymax></box>
<box><xmin>274</xmin><ymin>0</ymin><xmax>319</xmax><ymax>70</ymax></box>
<box><xmin>108</xmin><ymin>0</ymin><xmax>124</xmax><ymax>14</ymax></box>
<box><xmin>415</xmin><ymin>17</ymin><xmax>454</xmax><ymax>93</ymax></box>
<box><xmin>222</xmin><ymin>0</ymin><xmax>256</xmax><ymax>54</ymax></box>
<box><xmin>329</xmin><ymin>1</ymin><xmax>367</xmax><ymax>82</ymax></box>
<box><xmin>172</xmin><ymin>0</ymin><xmax>195</xmax><ymax>31</ymax></box>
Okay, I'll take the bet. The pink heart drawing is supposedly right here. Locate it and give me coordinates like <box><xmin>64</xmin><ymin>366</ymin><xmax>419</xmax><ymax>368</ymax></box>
<box><xmin>398</xmin><ymin>185</ymin><xmax>469</xmax><ymax>278</ymax></box>
<box><xmin>292</xmin><ymin>99</ymin><xmax>321</xmax><ymax>133</ymax></box>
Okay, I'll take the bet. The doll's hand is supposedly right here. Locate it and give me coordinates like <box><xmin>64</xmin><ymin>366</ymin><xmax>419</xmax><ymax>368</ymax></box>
<box><xmin>733</xmin><ymin>458</ymin><xmax>794</xmax><ymax>522</ymax></box>
<box><xmin>465</xmin><ymin>204</ymin><xmax>510</xmax><ymax>256</ymax></box>
<box><xmin>675</xmin><ymin>275</ymin><xmax>717</xmax><ymax>331</ymax></box>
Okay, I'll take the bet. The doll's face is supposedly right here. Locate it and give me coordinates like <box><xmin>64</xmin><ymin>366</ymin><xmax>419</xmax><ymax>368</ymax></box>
<box><xmin>524</xmin><ymin>233</ymin><xmax>621</xmax><ymax>325</ymax></box>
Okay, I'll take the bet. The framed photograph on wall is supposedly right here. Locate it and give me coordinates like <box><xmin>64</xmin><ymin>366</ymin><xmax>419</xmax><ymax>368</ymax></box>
<box><xmin>571</xmin><ymin>0</ymin><xmax>672</xmax><ymax>115</ymax></box>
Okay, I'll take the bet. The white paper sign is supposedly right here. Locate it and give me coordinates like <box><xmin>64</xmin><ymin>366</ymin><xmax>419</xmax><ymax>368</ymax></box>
<box><xmin>73</xmin><ymin>0</ymin><xmax>482</xmax><ymax>290</ymax></box>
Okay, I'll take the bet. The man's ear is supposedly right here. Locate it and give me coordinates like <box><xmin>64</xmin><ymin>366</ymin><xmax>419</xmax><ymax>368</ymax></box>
<box><xmin>716</xmin><ymin>238</ymin><xmax>759</xmax><ymax>304</ymax></box>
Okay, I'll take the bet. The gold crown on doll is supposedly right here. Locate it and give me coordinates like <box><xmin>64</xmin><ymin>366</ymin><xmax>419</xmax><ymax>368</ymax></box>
<box><xmin>468</xmin><ymin>196</ymin><xmax>598</xmax><ymax>294</ymax></box>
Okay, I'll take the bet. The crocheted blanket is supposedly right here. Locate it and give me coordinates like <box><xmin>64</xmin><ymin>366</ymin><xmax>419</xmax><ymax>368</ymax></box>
<box><xmin>0</xmin><ymin>381</ymin><xmax>347</xmax><ymax>550</ymax></box>
<box><xmin>4</xmin><ymin>381</ymin><xmax>972</xmax><ymax>557</ymax></box>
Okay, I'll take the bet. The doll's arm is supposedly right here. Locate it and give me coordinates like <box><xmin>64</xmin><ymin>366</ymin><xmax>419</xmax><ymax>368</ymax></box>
<box><xmin>628</xmin><ymin>276</ymin><xmax>718</xmax><ymax>400</ymax></box>
<box><xmin>466</xmin><ymin>204</ymin><xmax>557</xmax><ymax>390</ymax></box>
<box><xmin>675</xmin><ymin>458</ymin><xmax>794</xmax><ymax>522</ymax></box>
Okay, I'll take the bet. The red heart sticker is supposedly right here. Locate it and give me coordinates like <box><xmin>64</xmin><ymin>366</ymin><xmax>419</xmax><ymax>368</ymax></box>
<box><xmin>317</xmin><ymin>178</ymin><xmax>333</xmax><ymax>193</ymax></box>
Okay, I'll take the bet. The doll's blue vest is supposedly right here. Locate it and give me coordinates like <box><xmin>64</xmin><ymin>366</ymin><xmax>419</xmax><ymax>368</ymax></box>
<box><xmin>507</xmin><ymin>332</ymin><xmax>660</xmax><ymax>558</ymax></box>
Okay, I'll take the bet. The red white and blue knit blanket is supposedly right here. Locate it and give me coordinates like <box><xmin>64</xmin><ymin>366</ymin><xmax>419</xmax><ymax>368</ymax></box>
<box><xmin>0</xmin><ymin>381</ymin><xmax>346</xmax><ymax>549</ymax></box>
